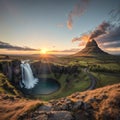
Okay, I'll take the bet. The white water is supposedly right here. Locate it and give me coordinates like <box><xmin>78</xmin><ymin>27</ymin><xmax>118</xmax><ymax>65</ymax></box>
<box><xmin>20</xmin><ymin>60</ymin><xmax>38</xmax><ymax>89</ymax></box>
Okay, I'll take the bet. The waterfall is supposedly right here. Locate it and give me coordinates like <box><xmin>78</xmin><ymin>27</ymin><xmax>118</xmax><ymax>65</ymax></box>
<box><xmin>20</xmin><ymin>60</ymin><xmax>38</xmax><ymax>89</ymax></box>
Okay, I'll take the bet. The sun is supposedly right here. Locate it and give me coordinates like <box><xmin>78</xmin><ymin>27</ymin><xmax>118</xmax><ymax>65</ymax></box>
<box><xmin>40</xmin><ymin>48</ymin><xmax>48</xmax><ymax>54</ymax></box>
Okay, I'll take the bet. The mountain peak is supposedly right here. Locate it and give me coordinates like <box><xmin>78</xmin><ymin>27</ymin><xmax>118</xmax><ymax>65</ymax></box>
<box><xmin>73</xmin><ymin>39</ymin><xmax>109</xmax><ymax>57</ymax></box>
<box><xmin>86</xmin><ymin>39</ymin><xmax>98</xmax><ymax>48</ymax></box>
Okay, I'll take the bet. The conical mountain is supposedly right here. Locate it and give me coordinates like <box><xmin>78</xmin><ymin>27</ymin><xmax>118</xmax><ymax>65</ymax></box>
<box><xmin>73</xmin><ymin>39</ymin><xmax>109</xmax><ymax>56</ymax></box>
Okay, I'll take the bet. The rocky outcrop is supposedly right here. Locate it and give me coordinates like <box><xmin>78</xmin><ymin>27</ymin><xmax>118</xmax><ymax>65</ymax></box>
<box><xmin>31</xmin><ymin>61</ymin><xmax>79</xmax><ymax>78</ymax></box>
<box><xmin>0</xmin><ymin>60</ymin><xmax>21</xmax><ymax>86</ymax></box>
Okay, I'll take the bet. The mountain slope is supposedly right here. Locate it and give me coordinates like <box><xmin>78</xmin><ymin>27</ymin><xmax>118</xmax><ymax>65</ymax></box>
<box><xmin>73</xmin><ymin>40</ymin><xmax>109</xmax><ymax>57</ymax></box>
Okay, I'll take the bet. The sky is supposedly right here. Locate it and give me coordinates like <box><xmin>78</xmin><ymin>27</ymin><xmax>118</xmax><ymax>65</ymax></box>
<box><xmin>0</xmin><ymin>0</ymin><xmax>120</xmax><ymax>55</ymax></box>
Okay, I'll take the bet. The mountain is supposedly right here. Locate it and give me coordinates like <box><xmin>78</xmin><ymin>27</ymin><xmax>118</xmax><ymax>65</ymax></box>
<box><xmin>73</xmin><ymin>39</ymin><xmax>109</xmax><ymax>57</ymax></box>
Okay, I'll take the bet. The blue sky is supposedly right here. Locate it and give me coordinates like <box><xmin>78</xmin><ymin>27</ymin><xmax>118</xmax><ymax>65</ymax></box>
<box><xmin>0</xmin><ymin>0</ymin><xmax>120</xmax><ymax>54</ymax></box>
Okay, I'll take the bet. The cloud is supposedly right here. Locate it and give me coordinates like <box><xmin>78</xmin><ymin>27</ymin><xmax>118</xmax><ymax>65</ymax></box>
<box><xmin>61</xmin><ymin>48</ymin><xmax>80</xmax><ymax>52</ymax></box>
<box><xmin>48</xmin><ymin>48</ymin><xmax>80</xmax><ymax>53</ymax></box>
<box><xmin>72</xmin><ymin>22</ymin><xmax>111</xmax><ymax>43</ymax></box>
<box><xmin>0</xmin><ymin>41</ymin><xmax>39</xmax><ymax>51</ymax></box>
<box><xmin>72</xmin><ymin>21</ymin><xmax>120</xmax><ymax>49</ymax></box>
<box><xmin>72</xmin><ymin>33</ymin><xmax>90</xmax><ymax>43</ymax></box>
<box><xmin>89</xmin><ymin>22</ymin><xmax>111</xmax><ymax>40</ymax></box>
<box><xmin>101</xmin><ymin>41</ymin><xmax>120</xmax><ymax>48</ymax></box>
<box><xmin>72</xmin><ymin>37</ymin><xmax>80</xmax><ymax>42</ymax></box>
<box><xmin>109</xmin><ymin>7</ymin><xmax>120</xmax><ymax>25</ymax></box>
<box><xmin>71</xmin><ymin>7</ymin><xmax>120</xmax><ymax>53</ymax></box>
<box><xmin>96</xmin><ymin>25</ymin><xmax>120</xmax><ymax>48</ymax></box>
<box><xmin>67</xmin><ymin>0</ymin><xmax>90</xmax><ymax>30</ymax></box>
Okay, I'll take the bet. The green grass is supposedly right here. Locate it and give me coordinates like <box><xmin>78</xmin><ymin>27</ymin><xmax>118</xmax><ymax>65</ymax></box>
<box><xmin>0</xmin><ymin>73</ymin><xmax>20</xmax><ymax>96</ymax></box>
<box><xmin>92</xmin><ymin>72</ymin><xmax>120</xmax><ymax>88</ymax></box>
<box><xmin>17</xmin><ymin>57</ymin><xmax>120</xmax><ymax>100</ymax></box>
<box><xmin>1</xmin><ymin>55</ymin><xmax>120</xmax><ymax>101</ymax></box>
<box><xmin>33</xmin><ymin>71</ymin><xmax>91</xmax><ymax>101</ymax></box>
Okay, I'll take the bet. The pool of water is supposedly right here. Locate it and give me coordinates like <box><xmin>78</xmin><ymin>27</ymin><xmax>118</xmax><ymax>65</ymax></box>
<box><xmin>21</xmin><ymin>78</ymin><xmax>60</xmax><ymax>95</ymax></box>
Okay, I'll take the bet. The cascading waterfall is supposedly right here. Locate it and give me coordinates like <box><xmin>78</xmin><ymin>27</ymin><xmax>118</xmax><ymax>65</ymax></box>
<box><xmin>20</xmin><ymin>60</ymin><xmax>38</xmax><ymax>89</ymax></box>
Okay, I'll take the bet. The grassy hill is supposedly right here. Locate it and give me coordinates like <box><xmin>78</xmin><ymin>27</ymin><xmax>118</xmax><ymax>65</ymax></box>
<box><xmin>0</xmin><ymin>83</ymin><xmax>120</xmax><ymax>120</ymax></box>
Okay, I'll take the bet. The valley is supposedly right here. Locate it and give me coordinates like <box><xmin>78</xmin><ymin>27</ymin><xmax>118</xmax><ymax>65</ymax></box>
<box><xmin>0</xmin><ymin>40</ymin><xmax>120</xmax><ymax>120</ymax></box>
<box><xmin>0</xmin><ymin>40</ymin><xmax>120</xmax><ymax>101</ymax></box>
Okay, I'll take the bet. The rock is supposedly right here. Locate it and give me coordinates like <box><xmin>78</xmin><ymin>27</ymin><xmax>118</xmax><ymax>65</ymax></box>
<box><xmin>48</xmin><ymin>111</ymin><xmax>74</xmax><ymax>120</ymax></box>
<box><xmin>35</xmin><ymin>114</ymin><xmax>48</xmax><ymax>120</ymax></box>
<box><xmin>71</xmin><ymin>94</ymin><xmax>76</xmax><ymax>98</ymax></box>
<box><xmin>88</xmin><ymin>97</ymin><xmax>97</xmax><ymax>103</ymax></box>
<box><xmin>81</xmin><ymin>95</ymin><xmax>86</xmax><ymax>99</ymax></box>
<box><xmin>38</xmin><ymin>105</ymin><xmax>52</xmax><ymax>111</ymax></box>
<box><xmin>74</xmin><ymin>110</ymin><xmax>87</xmax><ymax>120</ymax></box>
<box><xmin>16</xmin><ymin>95</ymin><xmax>21</xmax><ymax>99</ymax></box>
<box><xmin>72</xmin><ymin>101</ymin><xmax>83</xmax><ymax>111</ymax></box>
<box><xmin>3</xmin><ymin>95</ymin><xmax>9</xmax><ymax>100</ymax></box>
<box><xmin>9</xmin><ymin>96</ymin><xmax>15</xmax><ymax>101</ymax></box>
<box><xmin>3</xmin><ymin>95</ymin><xmax>14</xmax><ymax>101</ymax></box>
<box><xmin>102</xmin><ymin>94</ymin><xmax>108</xmax><ymax>99</ymax></box>
<box><xmin>84</xmin><ymin>112</ymin><xmax>90</xmax><ymax>116</ymax></box>
<box><xmin>83</xmin><ymin>103</ymin><xmax>93</xmax><ymax>110</ymax></box>
<box><xmin>60</xmin><ymin>104</ymin><xmax>68</xmax><ymax>110</ymax></box>
<box><xmin>60</xmin><ymin>98</ymin><xmax>66</xmax><ymax>103</ymax></box>
<box><xmin>76</xmin><ymin>95</ymin><xmax>81</xmax><ymax>99</ymax></box>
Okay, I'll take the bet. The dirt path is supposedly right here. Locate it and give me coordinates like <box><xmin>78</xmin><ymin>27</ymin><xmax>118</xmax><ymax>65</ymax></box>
<box><xmin>83</xmin><ymin>68</ymin><xmax>97</xmax><ymax>90</ymax></box>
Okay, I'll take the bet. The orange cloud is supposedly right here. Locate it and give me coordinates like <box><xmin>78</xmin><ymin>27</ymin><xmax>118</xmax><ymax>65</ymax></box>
<box><xmin>67</xmin><ymin>0</ymin><xmax>90</xmax><ymax>30</ymax></box>
<box><xmin>72</xmin><ymin>33</ymin><xmax>90</xmax><ymax>44</ymax></box>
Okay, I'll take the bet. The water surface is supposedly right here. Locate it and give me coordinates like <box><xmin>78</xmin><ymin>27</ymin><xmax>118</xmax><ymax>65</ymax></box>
<box><xmin>21</xmin><ymin>78</ymin><xmax>60</xmax><ymax>95</ymax></box>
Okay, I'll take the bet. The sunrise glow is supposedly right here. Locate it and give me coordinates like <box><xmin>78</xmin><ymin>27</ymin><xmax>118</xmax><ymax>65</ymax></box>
<box><xmin>40</xmin><ymin>48</ymin><xmax>48</xmax><ymax>54</ymax></box>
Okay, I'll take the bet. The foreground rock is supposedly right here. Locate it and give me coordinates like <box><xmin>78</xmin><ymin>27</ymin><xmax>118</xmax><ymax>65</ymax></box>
<box><xmin>0</xmin><ymin>83</ymin><xmax>119</xmax><ymax>120</ymax></box>
<box><xmin>5</xmin><ymin>84</ymin><xmax>120</xmax><ymax>120</ymax></box>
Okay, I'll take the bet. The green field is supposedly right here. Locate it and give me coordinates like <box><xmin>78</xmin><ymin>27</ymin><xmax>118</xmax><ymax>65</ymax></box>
<box><xmin>29</xmin><ymin>71</ymin><xmax>90</xmax><ymax>100</ymax></box>
<box><xmin>0</xmin><ymin>54</ymin><xmax>120</xmax><ymax>100</ymax></box>
<box><xmin>92</xmin><ymin>72</ymin><xmax>120</xmax><ymax>88</ymax></box>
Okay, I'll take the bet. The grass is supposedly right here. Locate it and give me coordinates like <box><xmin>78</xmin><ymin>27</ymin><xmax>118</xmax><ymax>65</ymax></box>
<box><xmin>0</xmin><ymin>73</ymin><xmax>20</xmax><ymax>96</ymax></box>
<box><xmin>33</xmin><ymin>71</ymin><xmax>91</xmax><ymax>101</ymax></box>
<box><xmin>0</xmin><ymin>55</ymin><xmax>120</xmax><ymax>101</ymax></box>
<box><xmin>92</xmin><ymin>72</ymin><xmax>120</xmax><ymax>88</ymax></box>
<box><xmin>18</xmin><ymin>56</ymin><xmax>120</xmax><ymax>100</ymax></box>
<box><xmin>0</xmin><ymin>95</ymin><xmax>42</xmax><ymax>120</ymax></box>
